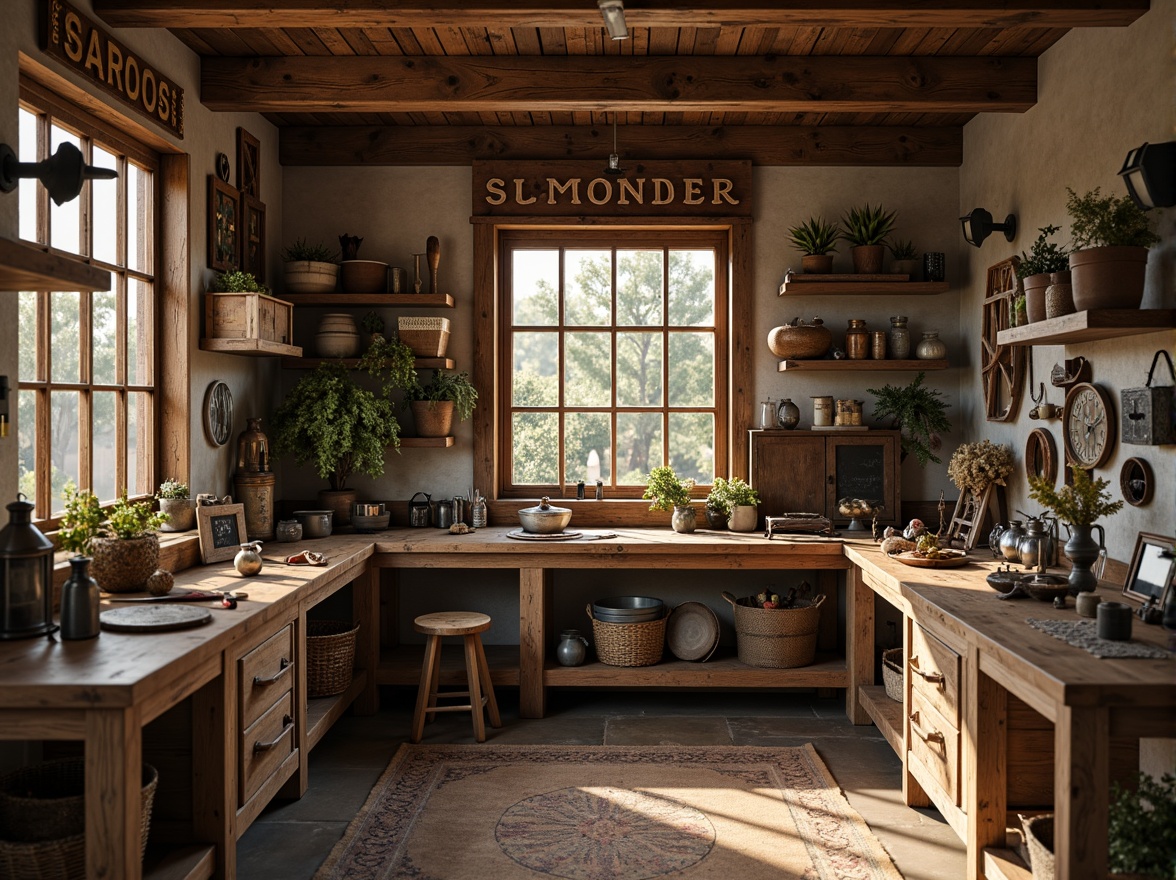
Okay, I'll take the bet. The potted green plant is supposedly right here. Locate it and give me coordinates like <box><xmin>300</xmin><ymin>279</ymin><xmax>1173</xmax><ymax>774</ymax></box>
<box><xmin>708</xmin><ymin>476</ymin><xmax>760</xmax><ymax>532</ymax></box>
<box><xmin>271</xmin><ymin>361</ymin><xmax>403</xmax><ymax>525</ymax></box>
<box><xmin>840</xmin><ymin>203</ymin><xmax>896</xmax><ymax>274</ymax></box>
<box><xmin>60</xmin><ymin>487</ymin><xmax>168</xmax><ymax>593</ymax></box>
<box><xmin>704</xmin><ymin>481</ymin><xmax>731</xmax><ymax>530</ymax></box>
<box><xmin>404</xmin><ymin>369</ymin><xmax>478</xmax><ymax>438</ymax></box>
<box><xmin>209</xmin><ymin>269</ymin><xmax>267</xmax><ymax>294</ymax></box>
<box><xmin>281</xmin><ymin>238</ymin><xmax>340</xmax><ymax>294</ymax></box>
<box><xmin>360</xmin><ymin>310</ymin><xmax>385</xmax><ymax>344</ymax></box>
<box><xmin>1016</xmin><ymin>225</ymin><xmax>1070</xmax><ymax>322</ymax></box>
<box><xmin>156</xmin><ymin>478</ymin><xmax>194</xmax><ymax>532</ymax></box>
<box><xmin>888</xmin><ymin>239</ymin><xmax>919</xmax><ymax>278</ymax></box>
<box><xmin>1108</xmin><ymin>772</ymin><xmax>1176</xmax><ymax>879</ymax></box>
<box><xmin>1029</xmin><ymin>466</ymin><xmax>1124</xmax><ymax>595</ymax></box>
<box><xmin>787</xmin><ymin>216</ymin><xmax>840</xmax><ymax>274</ymax></box>
<box><xmin>642</xmin><ymin>466</ymin><xmax>697</xmax><ymax>533</ymax></box>
<box><xmin>867</xmin><ymin>372</ymin><xmax>952</xmax><ymax>465</ymax></box>
<box><xmin>1066</xmin><ymin>187</ymin><xmax>1160</xmax><ymax>311</ymax></box>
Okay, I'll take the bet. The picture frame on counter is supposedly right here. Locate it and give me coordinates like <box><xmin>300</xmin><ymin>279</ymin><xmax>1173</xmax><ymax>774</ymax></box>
<box><xmin>1122</xmin><ymin>531</ymin><xmax>1176</xmax><ymax>607</ymax></box>
<box><xmin>197</xmin><ymin>502</ymin><xmax>248</xmax><ymax>564</ymax></box>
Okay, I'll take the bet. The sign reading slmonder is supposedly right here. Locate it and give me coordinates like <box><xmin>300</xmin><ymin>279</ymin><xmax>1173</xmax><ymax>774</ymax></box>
<box><xmin>43</xmin><ymin>0</ymin><xmax>185</xmax><ymax>139</ymax></box>
<box><xmin>473</xmin><ymin>160</ymin><xmax>751</xmax><ymax>217</ymax></box>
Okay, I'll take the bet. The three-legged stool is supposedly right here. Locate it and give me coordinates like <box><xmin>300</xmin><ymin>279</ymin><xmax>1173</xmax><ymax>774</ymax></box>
<box><xmin>410</xmin><ymin>611</ymin><xmax>502</xmax><ymax>743</ymax></box>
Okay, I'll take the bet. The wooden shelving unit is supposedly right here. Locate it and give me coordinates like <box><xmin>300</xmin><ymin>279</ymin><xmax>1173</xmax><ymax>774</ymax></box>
<box><xmin>281</xmin><ymin>356</ymin><xmax>454</xmax><ymax>370</ymax></box>
<box><xmin>983</xmin><ymin>847</ymin><xmax>1033</xmax><ymax>880</ymax></box>
<box><xmin>779</xmin><ymin>279</ymin><xmax>950</xmax><ymax>296</ymax></box>
<box><xmin>143</xmin><ymin>844</ymin><xmax>215</xmax><ymax>880</ymax></box>
<box><xmin>400</xmin><ymin>436</ymin><xmax>455</xmax><ymax>448</ymax></box>
<box><xmin>777</xmin><ymin>358</ymin><xmax>948</xmax><ymax>371</ymax></box>
<box><xmin>996</xmin><ymin>308</ymin><xmax>1176</xmax><ymax>346</ymax></box>
<box><xmin>281</xmin><ymin>292</ymin><xmax>455</xmax><ymax>308</ymax></box>
<box><xmin>0</xmin><ymin>237</ymin><xmax>111</xmax><ymax>291</ymax></box>
<box><xmin>858</xmin><ymin>685</ymin><xmax>903</xmax><ymax>756</ymax></box>
<box><xmin>199</xmin><ymin>337</ymin><xmax>302</xmax><ymax>357</ymax></box>
<box><xmin>306</xmin><ymin>673</ymin><xmax>368</xmax><ymax>751</ymax></box>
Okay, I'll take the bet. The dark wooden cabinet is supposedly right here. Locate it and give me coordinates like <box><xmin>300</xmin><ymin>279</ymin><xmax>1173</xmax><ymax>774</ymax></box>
<box><xmin>750</xmin><ymin>430</ymin><xmax>901</xmax><ymax>526</ymax></box>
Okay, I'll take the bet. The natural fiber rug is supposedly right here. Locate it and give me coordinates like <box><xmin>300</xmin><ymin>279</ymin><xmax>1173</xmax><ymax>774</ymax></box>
<box><xmin>314</xmin><ymin>744</ymin><xmax>903</xmax><ymax>880</ymax></box>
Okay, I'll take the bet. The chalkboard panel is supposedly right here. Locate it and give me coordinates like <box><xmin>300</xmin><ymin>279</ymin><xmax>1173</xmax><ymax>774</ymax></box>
<box><xmin>835</xmin><ymin>444</ymin><xmax>886</xmax><ymax>505</ymax></box>
<box><xmin>197</xmin><ymin>503</ymin><xmax>248</xmax><ymax>564</ymax></box>
<box><xmin>210</xmin><ymin>514</ymin><xmax>240</xmax><ymax>548</ymax></box>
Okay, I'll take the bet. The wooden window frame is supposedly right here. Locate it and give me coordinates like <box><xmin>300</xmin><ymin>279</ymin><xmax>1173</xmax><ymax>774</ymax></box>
<box><xmin>472</xmin><ymin>217</ymin><xmax>752</xmax><ymax>526</ymax></box>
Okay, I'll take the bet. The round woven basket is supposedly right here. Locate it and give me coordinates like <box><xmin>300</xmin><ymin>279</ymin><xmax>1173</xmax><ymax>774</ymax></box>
<box><xmin>307</xmin><ymin>619</ymin><xmax>360</xmax><ymax>697</ymax></box>
<box><xmin>882</xmin><ymin>647</ymin><xmax>904</xmax><ymax>702</ymax></box>
<box><xmin>722</xmin><ymin>591</ymin><xmax>825</xmax><ymax>668</ymax></box>
<box><xmin>586</xmin><ymin>604</ymin><xmax>666</xmax><ymax>667</ymax></box>
<box><xmin>0</xmin><ymin>758</ymin><xmax>157</xmax><ymax>880</ymax></box>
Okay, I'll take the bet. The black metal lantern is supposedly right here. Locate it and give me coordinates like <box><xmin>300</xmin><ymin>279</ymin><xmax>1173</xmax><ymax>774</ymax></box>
<box><xmin>0</xmin><ymin>494</ymin><xmax>58</xmax><ymax>640</ymax></box>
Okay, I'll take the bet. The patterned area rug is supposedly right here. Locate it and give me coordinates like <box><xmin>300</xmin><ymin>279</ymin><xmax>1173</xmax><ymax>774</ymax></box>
<box><xmin>314</xmin><ymin>744</ymin><xmax>903</xmax><ymax>880</ymax></box>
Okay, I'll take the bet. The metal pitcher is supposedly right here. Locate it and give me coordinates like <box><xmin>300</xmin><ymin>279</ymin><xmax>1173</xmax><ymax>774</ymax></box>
<box><xmin>409</xmin><ymin>491</ymin><xmax>431</xmax><ymax>527</ymax></box>
<box><xmin>1018</xmin><ymin>516</ymin><xmax>1057</xmax><ymax>570</ymax></box>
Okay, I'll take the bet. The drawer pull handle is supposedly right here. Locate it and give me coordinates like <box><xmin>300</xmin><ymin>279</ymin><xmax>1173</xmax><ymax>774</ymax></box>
<box><xmin>909</xmin><ymin>712</ymin><xmax>945</xmax><ymax>744</ymax></box>
<box><xmin>909</xmin><ymin>656</ymin><xmax>944</xmax><ymax>684</ymax></box>
<box><xmin>254</xmin><ymin>657</ymin><xmax>291</xmax><ymax>687</ymax></box>
<box><xmin>253</xmin><ymin>715</ymin><xmax>293</xmax><ymax>753</ymax></box>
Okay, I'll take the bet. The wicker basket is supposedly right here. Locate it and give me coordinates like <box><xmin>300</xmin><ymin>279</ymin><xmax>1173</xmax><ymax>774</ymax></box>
<box><xmin>307</xmin><ymin>619</ymin><xmax>360</xmax><ymax>697</ymax></box>
<box><xmin>586</xmin><ymin>604</ymin><xmax>666</xmax><ymax>667</ymax></box>
<box><xmin>882</xmin><ymin>647</ymin><xmax>904</xmax><ymax>702</ymax></box>
<box><xmin>398</xmin><ymin>316</ymin><xmax>451</xmax><ymax>357</ymax></box>
<box><xmin>721</xmin><ymin>591</ymin><xmax>825</xmax><ymax>668</ymax></box>
<box><xmin>0</xmin><ymin>758</ymin><xmax>157</xmax><ymax>880</ymax></box>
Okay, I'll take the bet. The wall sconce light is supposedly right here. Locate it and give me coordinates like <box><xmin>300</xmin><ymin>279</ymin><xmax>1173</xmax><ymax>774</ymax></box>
<box><xmin>960</xmin><ymin>208</ymin><xmax>1016</xmax><ymax>248</ymax></box>
<box><xmin>1119</xmin><ymin>141</ymin><xmax>1176</xmax><ymax>210</ymax></box>
<box><xmin>0</xmin><ymin>141</ymin><xmax>118</xmax><ymax>207</ymax></box>
<box><xmin>604</xmin><ymin>115</ymin><xmax>625</xmax><ymax>176</ymax></box>
<box><xmin>598</xmin><ymin>0</ymin><xmax>629</xmax><ymax>40</ymax></box>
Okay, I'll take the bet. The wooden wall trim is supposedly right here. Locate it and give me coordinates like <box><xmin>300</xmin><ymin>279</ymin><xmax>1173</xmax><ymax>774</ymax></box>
<box><xmin>730</xmin><ymin>219</ymin><xmax>752</xmax><ymax>481</ymax></box>
<box><xmin>160</xmin><ymin>153</ymin><xmax>190</xmax><ymax>485</ymax></box>
<box><xmin>471</xmin><ymin>221</ymin><xmax>497</xmax><ymax>502</ymax></box>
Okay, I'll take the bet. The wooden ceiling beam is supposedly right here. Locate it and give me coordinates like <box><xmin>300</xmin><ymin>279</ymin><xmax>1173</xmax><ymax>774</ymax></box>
<box><xmin>95</xmin><ymin>0</ymin><xmax>1148</xmax><ymax>30</ymax></box>
<box><xmin>203</xmin><ymin>55</ymin><xmax>1036</xmax><ymax>114</ymax></box>
<box><xmin>278</xmin><ymin>124</ymin><xmax>963</xmax><ymax>166</ymax></box>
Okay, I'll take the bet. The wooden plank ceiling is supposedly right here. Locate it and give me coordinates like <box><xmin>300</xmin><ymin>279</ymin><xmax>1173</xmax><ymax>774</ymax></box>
<box><xmin>94</xmin><ymin>1</ymin><xmax>1149</xmax><ymax>166</ymax></box>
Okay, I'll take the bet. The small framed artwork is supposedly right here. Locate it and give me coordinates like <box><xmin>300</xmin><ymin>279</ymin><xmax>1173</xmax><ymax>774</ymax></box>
<box><xmin>241</xmin><ymin>194</ymin><xmax>266</xmax><ymax>283</ymax></box>
<box><xmin>1123</xmin><ymin>531</ymin><xmax>1176</xmax><ymax>606</ymax></box>
<box><xmin>237</xmin><ymin>127</ymin><xmax>261</xmax><ymax>197</ymax></box>
<box><xmin>197</xmin><ymin>502</ymin><xmax>248</xmax><ymax>564</ymax></box>
<box><xmin>208</xmin><ymin>176</ymin><xmax>239</xmax><ymax>271</ymax></box>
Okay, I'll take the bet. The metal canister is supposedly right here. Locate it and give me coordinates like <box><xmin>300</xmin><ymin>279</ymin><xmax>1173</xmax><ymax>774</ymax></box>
<box><xmin>435</xmin><ymin>500</ymin><xmax>454</xmax><ymax>529</ymax></box>
<box><xmin>870</xmin><ymin>330</ymin><xmax>887</xmax><ymax>360</ymax></box>
<box><xmin>845</xmin><ymin>319</ymin><xmax>869</xmax><ymax>360</ymax></box>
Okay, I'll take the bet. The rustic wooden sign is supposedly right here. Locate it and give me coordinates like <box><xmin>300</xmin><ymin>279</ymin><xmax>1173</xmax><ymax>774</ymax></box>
<box><xmin>42</xmin><ymin>0</ymin><xmax>184</xmax><ymax>139</ymax></box>
<box><xmin>472</xmin><ymin>160</ymin><xmax>752</xmax><ymax>217</ymax></box>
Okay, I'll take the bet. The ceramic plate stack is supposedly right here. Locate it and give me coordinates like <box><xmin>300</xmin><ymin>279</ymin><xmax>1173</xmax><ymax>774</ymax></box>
<box><xmin>591</xmin><ymin>596</ymin><xmax>664</xmax><ymax>623</ymax></box>
<box><xmin>666</xmin><ymin>601</ymin><xmax>720</xmax><ymax>662</ymax></box>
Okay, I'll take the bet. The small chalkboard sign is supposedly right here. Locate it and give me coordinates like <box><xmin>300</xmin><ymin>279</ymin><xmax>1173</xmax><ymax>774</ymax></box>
<box><xmin>835</xmin><ymin>444</ymin><xmax>887</xmax><ymax>505</ymax></box>
<box><xmin>197</xmin><ymin>503</ymin><xmax>248</xmax><ymax>564</ymax></box>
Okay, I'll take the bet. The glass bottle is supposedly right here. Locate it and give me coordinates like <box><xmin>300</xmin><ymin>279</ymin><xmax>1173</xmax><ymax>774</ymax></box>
<box><xmin>60</xmin><ymin>555</ymin><xmax>100</xmax><ymax>640</ymax></box>
<box><xmin>758</xmin><ymin>398</ymin><xmax>776</xmax><ymax>430</ymax></box>
<box><xmin>845</xmin><ymin>319</ymin><xmax>869</xmax><ymax>360</ymax></box>
<box><xmin>915</xmin><ymin>330</ymin><xmax>947</xmax><ymax>360</ymax></box>
<box><xmin>888</xmin><ymin>316</ymin><xmax>911</xmax><ymax>359</ymax></box>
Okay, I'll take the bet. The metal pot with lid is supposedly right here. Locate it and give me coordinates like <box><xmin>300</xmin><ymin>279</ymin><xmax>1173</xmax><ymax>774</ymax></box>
<box><xmin>517</xmin><ymin>497</ymin><xmax>573</xmax><ymax>534</ymax></box>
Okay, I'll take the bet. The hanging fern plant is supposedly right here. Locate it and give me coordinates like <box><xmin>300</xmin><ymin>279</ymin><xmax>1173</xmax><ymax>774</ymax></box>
<box><xmin>867</xmin><ymin>372</ymin><xmax>952</xmax><ymax>465</ymax></box>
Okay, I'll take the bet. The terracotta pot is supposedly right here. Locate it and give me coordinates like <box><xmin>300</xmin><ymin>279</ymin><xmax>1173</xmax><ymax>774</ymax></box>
<box><xmin>1045</xmin><ymin>270</ymin><xmax>1075</xmax><ymax>319</ymax></box>
<box><xmin>1021</xmin><ymin>272</ymin><xmax>1050</xmax><ymax>323</ymax></box>
<box><xmin>728</xmin><ymin>505</ymin><xmax>758</xmax><ymax>532</ymax></box>
<box><xmin>800</xmin><ymin>254</ymin><xmax>834</xmax><ymax>274</ymax></box>
<box><xmin>850</xmin><ymin>245</ymin><xmax>885</xmax><ymax>274</ymax></box>
<box><xmin>317</xmin><ymin>488</ymin><xmax>357</xmax><ymax>527</ymax></box>
<box><xmin>767</xmin><ymin>319</ymin><xmax>832</xmax><ymax>360</ymax></box>
<box><xmin>1069</xmin><ymin>246</ymin><xmax>1149</xmax><ymax>311</ymax></box>
<box><xmin>671</xmin><ymin>505</ymin><xmax>697</xmax><ymax>534</ymax></box>
<box><xmin>89</xmin><ymin>534</ymin><xmax>159</xmax><ymax>593</ymax></box>
<box><xmin>411</xmin><ymin>399</ymin><xmax>455</xmax><ymax>437</ymax></box>
<box><xmin>283</xmin><ymin>260</ymin><xmax>338</xmax><ymax>294</ymax></box>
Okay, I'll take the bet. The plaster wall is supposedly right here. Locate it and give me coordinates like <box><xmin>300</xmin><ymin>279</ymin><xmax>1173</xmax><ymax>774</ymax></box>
<box><xmin>959</xmin><ymin>0</ymin><xmax>1176</xmax><ymax>565</ymax></box>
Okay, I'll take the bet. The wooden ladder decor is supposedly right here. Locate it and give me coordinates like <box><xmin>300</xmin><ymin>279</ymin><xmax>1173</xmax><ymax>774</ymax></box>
<box><xmin>946</xmin><ymin>483</ymin><xmax>1007</xmax><ymax>551</ymax></box>
<box><xmin>981</xmin><ymin>257</ymin><xmax>1027</xmax><ymax>422</ymax></box>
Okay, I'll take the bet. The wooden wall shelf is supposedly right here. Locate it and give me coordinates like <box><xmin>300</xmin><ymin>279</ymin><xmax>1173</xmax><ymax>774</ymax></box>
<box><xmin>281</xmin><ymin>292</ymin><xmax>455</xmax><ymax>308</ymax></box>
<box><xmin>777</xmin><ymin>358</ymin><xmax>948</xmax><ymax>371</ymax></box>
<box><xmin>400</xmin><ymin>436</ymin><xmax>454</xmax><ymax>447</ymax></box>
<box><xmin>200</xmin><ymin>338</ymin><xmax>302</xmax><ymax>357</ymax></box>
<box><xmin>281</xmin><ymin>356</ymin><xmax>454</xmax><ymax>370</ymax></box>
<box><xmin>996</xmin><ymin>309</ymin><xmax>1176</xmax><ymax>346</ymax></box>
<box><xmin>0</xmin><ymin>237</ymin><xmax>111</xmax><ymax>292</ymax></box>
<box><xmin>779</xmin><ymin>280</ymin><xmax>950</xmax><ymax>296</ymax></box>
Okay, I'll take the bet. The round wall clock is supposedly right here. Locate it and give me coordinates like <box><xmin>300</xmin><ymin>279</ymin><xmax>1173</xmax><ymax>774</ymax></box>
<box><xmin>203</xmin><ymin>381</ymin><xmax>234</xmax><ymax>447</ymax></box>
<box><xmin>1063</xmin><ymin>382</ymin><xmax>1115</xmax><ymax>469</ymax></box>
<box><xmin>1025</xmin><ymin>428</ymin><xmax>1057</xmax><ymax>488</ymax></box>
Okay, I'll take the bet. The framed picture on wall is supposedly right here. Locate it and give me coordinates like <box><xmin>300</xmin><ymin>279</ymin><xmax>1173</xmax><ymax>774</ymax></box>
<box><xmin>241</xmin><ymin>194</ymin><xmax>266</xmax><ymax>283</ymax></box>
<box><xmin>197</xmin><ymin>502</ymin><xmax>248</xmax><ymax>564</ymax></box>
<box><xmin>1123</xmin><ymin>531</ymin><xmax>1176</xmax><ymax>606</ymax></box>
<box><xmin>208</xmin><ymin>176</ymin><xmax>239</xmax><ymax>272</ymax></box>
<box><xmin>237</xmin><ymin>127</ymin><xmax>261</xmax><ymax>197</ymax></box>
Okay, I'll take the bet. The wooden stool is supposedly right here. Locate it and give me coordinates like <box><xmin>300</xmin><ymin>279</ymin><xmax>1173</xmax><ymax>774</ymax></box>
<box><xmin>410</xmin><ymin>611</ymin><xmax>502</xmax><ymax>743</ymax></box>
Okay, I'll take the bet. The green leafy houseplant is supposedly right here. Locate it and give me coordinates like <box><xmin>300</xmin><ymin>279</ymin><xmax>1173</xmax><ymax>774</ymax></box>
<box><xmin>210</xmin><ymin>270</ymin><xmax>267</xmax><ymax>293</ymax></box>
<box><xmin>1028</xmin><ymin>466</ymin><xmax>1123</xmax><ymax>525</ymax></box>
<box><xmin>867</xmin><ymin>372</ymin><xmax>952</xmax><ymax>465</ymax></box>
<box><xmin>1016</xmin><ymin>224</ymin><xmax>1070</xmax><ymax>278</ymax></box>
<box><xmin>360</xmin><ymin>311</ymin><xmax>385</xmax><ymax>337</ymax></box>
<box><xmin>888</xmin><ymin>239</ymin><xmax>917</xmax><ymax>261</ymax></box>
<box><xmin>357</xmin><ymin>334</ymin><xmax>418</xmax><ymax>399</ymax></box>
<box><xmin>281</xmin><ymin>238</ymin><xmax>340</xmax><ymax>264</ymax></box>
<box><xmin>1066</xmin><ymin>187</ymin><xmax>1160</xmax><ymax>249</ymax></box>
<box><xmin>1108</xmin><ymin>772</ymin><xmax>1176</xmax><ymax>879</ymax></box>
<box><xmin>840</xmin><ymin>203</ymin><xmax>897</xmax><ymax>246</ymax></box>
<box><xmin>156</xmin><ymin>479</ymin><xmax>189</xmax><ymax>500</ymax></box>
<box><xmin>58</xmin><ymin>484</ymin><xmax>105</xmax><ymax>555</ymax></box>
<box><xmin>407</xmin><ymin>370</ymin><xmax>479</xmax><ymax>422</ymax></box>
<box><xmin>706</xmin><ymin>476</ymin><xmax>760</xmax><ymax>514</ymax></box>
<box><xmin>106</xmin><ymin>495</ymin><xmax>169</xmax><ymax>539</ymax></box>
<box><xmin>271</xmin><ymin>361</ymin><xmax>402</xmax><ymax>491</ymax></box>
<box><xmin>787</xmin><ymin>217</ymin><xmax>840</xmax><ymax>255</ymax></box>
<box><xmin>642</xmin><ymin>466</ymin><xmax>695</xmax><ymax>511</ymax></box>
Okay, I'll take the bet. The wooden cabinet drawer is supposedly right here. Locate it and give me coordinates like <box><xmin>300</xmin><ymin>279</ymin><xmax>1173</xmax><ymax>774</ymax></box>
<box><xmin>908</xmin><ymin>688</ymin><xmax>959</xmax><ymax>805</ymax></box>
<box><xmin>239</xmin><ymin>625</ymin><xmax>294</xmax><ymax>729</ymax></box>
<box><xmin>240</xmin><ymin>691</ymin><xmax>296</xmax><ymax>804</ymax></box>
<box><xmin>909</xmin><ymin>623</ymin><xmax>959</xmax><ymax>724</ymax></box>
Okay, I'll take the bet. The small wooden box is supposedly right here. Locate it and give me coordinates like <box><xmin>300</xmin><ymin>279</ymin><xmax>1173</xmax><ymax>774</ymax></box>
<box><xmin>205</xmin><ymin>292</ymin><xmax>294</xmax><ymax>346</ymax></box>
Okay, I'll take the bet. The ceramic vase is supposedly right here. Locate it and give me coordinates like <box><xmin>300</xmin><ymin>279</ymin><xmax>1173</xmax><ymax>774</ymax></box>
<box><xmin>158</xmin><ymin>497</ymin><xmax>195</xmax><ymax>532</ymax></box>
<box><xmin>776</xmin><ymin>398</ymin><xmax>800</xmax><ymax>429</ymax></box>
<box><xmin>1064</xmin><ymin>523</ymin><xmax>1105</xmax><ymax>595</ymax></box>
<box><xmin>915</xmin><ymin>330</ymin><xmax>946</xmax><ymax>360</ymax></box>
<box><xmin>728</xmin><ymin>505</ymin><xmax>758</xmax><ymax>532</ymax></box>
<box><xmin>556</xmin><ymin>630</ymin><xmax>589</xmax><ymax>666</ymax></box>
<box><xmin>888</xmin><ymin>316</ymin><xmax>911</xmax><ymax>359</ymax></box>
<box><xmin>1044</xmin><ymin>270</ymin><xmax>1075</xmax><ymax>319</ymax></box>
<box><xmin>671</xmin><ymin>505</ymin><xmax>697</xmax><ymax>534</ymax></box>
<box><xmin>60</xmin><ymin>556</ymin><xmax>100</xmax><ymax>640</ymax></box>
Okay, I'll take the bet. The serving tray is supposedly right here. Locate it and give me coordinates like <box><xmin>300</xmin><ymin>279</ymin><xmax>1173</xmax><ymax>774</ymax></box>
<box><xmin>99</xmin><ymin>605</ymin><xmax>213</xmax><ymax>632</ymax></box>
<box><xmin>894</xmin><ymin>550</ymin><xmax>970</xmax><ymax>569</ymax></box>
<box><xmin>506</xmin><ymin>529</ymin><xmax>583</xmax><ymax>541</ymax></box>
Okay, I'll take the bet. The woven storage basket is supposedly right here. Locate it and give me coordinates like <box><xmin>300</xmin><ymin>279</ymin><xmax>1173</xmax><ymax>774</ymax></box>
<box><xmin>882</xmin><ymin>647</ymin><xmax>904</xmax><ymax>702</ymax></box>
<box><xmin>721</xmin><ymin>591</ymin><xmax>825</xmax><ymax>668</ymax></box>
<box><xmin>586</xmin><ymin>604</ymin><xmax>666</xmax><ymax>667</ymax></box>
<box><xmin>0</xmin><ymin>758</ymin><xmax>157</xmax><ymax>880</ymax></box>
<box><xmin>307</xmin><ymin>619</ymin><xmax>360</xmax><ymax>697</ymax></box>
<box><xmin>398</xmin><ymin>316</ymin><xmax>451</xmax><ymax>357</ymax></box>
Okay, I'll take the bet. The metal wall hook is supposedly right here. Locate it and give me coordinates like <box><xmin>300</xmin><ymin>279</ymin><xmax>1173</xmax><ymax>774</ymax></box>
<box><xmin>0</xmin><ymin>141</ymin><xmax>118</xmax><ymax>206</ymax></box>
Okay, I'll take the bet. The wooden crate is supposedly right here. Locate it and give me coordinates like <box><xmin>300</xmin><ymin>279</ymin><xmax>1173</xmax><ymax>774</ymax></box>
<box><xmin>205</xmin><ymin>292</ymin><xmax>294</xmax><ymax>346</ymax></box>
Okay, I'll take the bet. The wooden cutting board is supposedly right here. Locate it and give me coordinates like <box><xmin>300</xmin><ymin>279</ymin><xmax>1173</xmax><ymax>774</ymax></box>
<box><xmin>99</xmin><ymin>605</ymin><xmax>213</xmax><ymax>632</ymax></box>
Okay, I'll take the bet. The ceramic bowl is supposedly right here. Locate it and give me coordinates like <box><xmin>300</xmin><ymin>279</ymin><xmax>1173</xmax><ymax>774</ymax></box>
<box><xmin>292</xmin><ymin>509</ymin><xmax>333</xmax><ymax>539</ymax></box>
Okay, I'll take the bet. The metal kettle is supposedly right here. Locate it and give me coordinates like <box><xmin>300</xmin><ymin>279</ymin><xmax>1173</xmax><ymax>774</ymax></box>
<box><xmin>409</xmin><ymin>492</ymin><xmax>432</xmax><ymax>527</ymax></box>
<box><xmin>1017</xmin><ymin>515</ymin><xmax>1058</xmax><ymax>570</ymax></box>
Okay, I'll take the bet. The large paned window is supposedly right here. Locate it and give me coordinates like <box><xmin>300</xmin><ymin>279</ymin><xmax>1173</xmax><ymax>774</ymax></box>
<box><xmin>500</xmin><ymin>229</ymin><xmax>728</xmax><ymax>498</ymax></box>
<box><xmin>17</xmin><ymin>81</ymin><xmax>159</xmax><ymax>519</ymax></box>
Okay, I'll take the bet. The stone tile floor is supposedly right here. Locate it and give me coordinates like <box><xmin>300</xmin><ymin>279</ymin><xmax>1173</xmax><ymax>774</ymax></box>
<box><xmin>237</xmin><ymin>688</ymin><xmax>966</xmax><ymax>879</ymax></box>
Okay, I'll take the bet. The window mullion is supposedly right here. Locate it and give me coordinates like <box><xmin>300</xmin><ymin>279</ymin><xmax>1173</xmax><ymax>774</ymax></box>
<box><xmin>35</xmin><ymin>112</ymin><xmax>49</xmax><ymax>246</ymax></box>
<box><xmin>662</xmin><ymin>247</ymin><xmax>670</xmax><ymax>467</ymax></box>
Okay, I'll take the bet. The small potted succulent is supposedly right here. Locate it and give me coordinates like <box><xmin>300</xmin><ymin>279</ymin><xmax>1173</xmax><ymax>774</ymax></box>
<box><xmin>888</xmin><ymin>239</ymin><xmax>919</xmax><ymax>278</ymax></box>
<box><xmin>841</xmin><ymin>203</ymin><xmax>896</xmax><ymax>274</ymax></box>
<box><xmin>156</xmin><ymin>478</ymin><xmax>194</xmax><ymax>532</ymax></box>
<box><xmin>281</xmin><ymin>238</ymin><xmax>340</xmax><ymax>294</ymax></box>
<box><xmin>59</xmin><ymin>487</ymin><xmax>169</xmax><ymax>593</ymax></box>
<box><xmin>642</xmin><ymin>466</ymin><xmax>697</xmax><ymax>533</ymax></box>
<box><xmin>787</xmin><ymin>216</ymin><xmax>840</xmax><ymax>274</ymax></box>
<box><xmin>1065</xmin><ymin>187</ymin><xmax>1160</xmax><ymax>311</ymax></box>
<box><xmin>404</xmin><ymin>369</ymin><xmax>478</xmax><ymax>438</ymax></box>
<box><xmin>707</xmin><ymin>476</ymin><xmax>761</xmax><ymax>532</ymax></box>
<box><xmin>1016</xmin><ymin>225</ymin><xmax>1070</xmax><ymax>322</ymax></box>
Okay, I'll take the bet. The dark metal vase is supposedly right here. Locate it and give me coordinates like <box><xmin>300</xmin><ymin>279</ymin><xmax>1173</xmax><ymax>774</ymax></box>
<box><xmin>1064</xmin><ymin>523</ymin><xmax>1105</xmax><ymax>596</ymax></box>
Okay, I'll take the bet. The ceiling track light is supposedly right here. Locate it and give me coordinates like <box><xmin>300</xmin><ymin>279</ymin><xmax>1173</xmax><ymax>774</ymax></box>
<box><xmin>598</xmin><ymin>0</ymin><xmax>629</xmax><ymax>41</ymax></box>
<box><xmin>604</xmin><ymin>115</ymin><xmax>625</xmax><ymax>176</ymax></box>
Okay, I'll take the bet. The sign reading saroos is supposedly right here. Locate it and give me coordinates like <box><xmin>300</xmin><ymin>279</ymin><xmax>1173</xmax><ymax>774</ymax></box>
<box><xmin>42</xmin><ymin>0</ymin><xmax>185</xmax><ymax>139</ymax></box>
<box><xmin>473</xmin><ymin>160</ymin><xmax>751</xmax><ymax>218</ymax></box>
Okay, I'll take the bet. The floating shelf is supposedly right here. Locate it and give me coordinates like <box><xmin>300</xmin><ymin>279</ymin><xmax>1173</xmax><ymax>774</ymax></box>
<box><xmin>199</xmin><ymin>338</ymin><xmax>302</xmax><ymax>357</ymax></box>
<box><xmin>777</xmin><ymin>358</ymin><xmax>947</xmax><ymax>372</ymax></box>
<box><xmin>996</xmin><ymin>308</ymin><xmax>1176</xmax><ymax>346</ymax></box>
<box><xmin>779</xmin><ymin>279</ymin><xmax>950</xmax><ymax>296</ymax></box>
<box><xmin>280</xmin><ymin>356</ymin><xmax>454</xmax><ymax>370</ymax></box>
<box><xmin>280</xmin><ymin>292</ymin><xmax>455</xmax><ymax>308</ymax></box>
<box><xmin>0</xmin><ymin>237</ymin><xmax>111</xmax><ymax>292</ymax></box>
<box><xmin>400</xmin><ymin>436</ymin><xmax>454</xmax><ymax>448</ymax></box>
